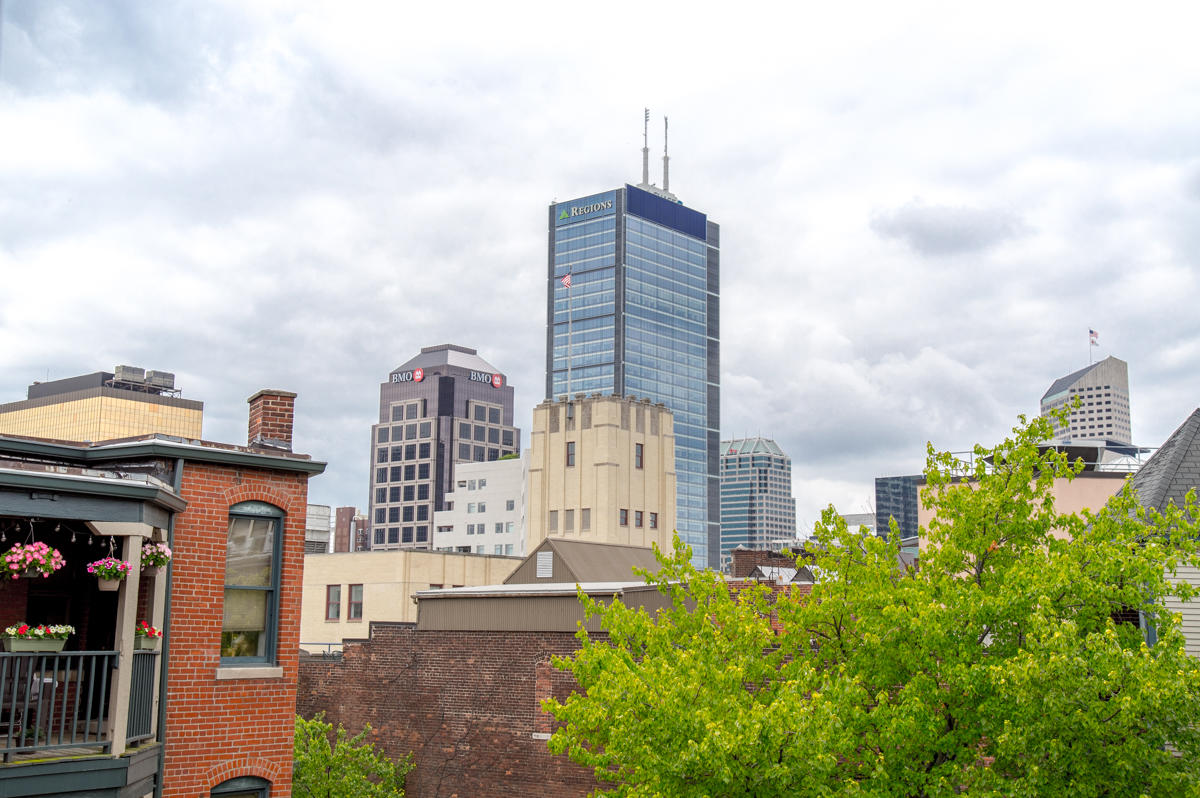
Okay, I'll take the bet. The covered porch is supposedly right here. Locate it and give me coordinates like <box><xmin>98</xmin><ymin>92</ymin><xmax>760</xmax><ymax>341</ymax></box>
<box><xmin>0</xmin><ymin>454</ymin><xmax>181</xmax><ymax>795</ymax></box>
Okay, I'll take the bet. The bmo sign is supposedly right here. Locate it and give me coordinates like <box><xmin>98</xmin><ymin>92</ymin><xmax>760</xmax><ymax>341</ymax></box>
<box><xmin>390</xmin><ymin>367</ymin><xmax>424</xmax><ymax>384</ymax></box>
<box><xmin>470</xmin><ymin>371</ymin><xmax>503</xmax><ymax>389</ymax></box>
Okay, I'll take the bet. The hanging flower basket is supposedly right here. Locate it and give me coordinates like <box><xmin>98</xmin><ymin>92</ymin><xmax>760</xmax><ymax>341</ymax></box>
<box><xmin>2</xmin><ymin>542</ymin><xmax>66</xmax><ymax>580</ymax></box>
<box><xmin>141</xmin><ymin>542</ymin><xmax>172</xmax><ymax>577</ymax></box>
<box><xmin>141</xmin><ymin>542</ymin><xmax>172</xmax><ymax>568</ymax></box>
<box><xmin>135</xmin><ymin>621</ymin><xmax>162</xmax><ymax>649</ymax></box>
<box><xmin>2</xmin><ymin>623</ymin><xmax>73</xmax><ymax>652</ymax></box>
<box><xmin>88</xmin><ymin>557</ymin><xmax>131</xmax><ymax>591</ymax></box>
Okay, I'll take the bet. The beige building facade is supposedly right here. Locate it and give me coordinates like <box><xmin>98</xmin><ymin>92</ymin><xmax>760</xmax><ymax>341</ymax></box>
<box><xmin>0</xmin><ymin>368</ymin><xmax>202</xmax><ymax>441</ymax></box>
<box><xmin>527</xmin><ymin>394</ymin><xmax>675</xmax><ymax>552</ymax></box>
<box><xmin>300</xmin><ymin>549</ymin><xmax>521</xmax><ymax>650</ymax></box>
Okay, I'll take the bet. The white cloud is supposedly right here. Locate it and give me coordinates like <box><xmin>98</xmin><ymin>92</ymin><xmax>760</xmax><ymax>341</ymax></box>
<box><xmin>1</xmin><ymin>0</ymin><xmax>1198</xmax><ymax>526</ymax></box>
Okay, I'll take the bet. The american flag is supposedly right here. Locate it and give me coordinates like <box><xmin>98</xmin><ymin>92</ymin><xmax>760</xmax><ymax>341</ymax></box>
<box><xmin>560</xmin><ymin>273</ymin><xmax>572</xmax><ymax>289</ymax></box>
<box><xmin>1089</xmin><ymin>329</ymin><xmax>1099</xmax><ymax>346</ymax></box>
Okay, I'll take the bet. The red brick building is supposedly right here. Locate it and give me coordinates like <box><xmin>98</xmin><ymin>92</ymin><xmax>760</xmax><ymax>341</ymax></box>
<box><xmin>0</xmin><ymin>389</ymin><xmax>324</xmax><ymax>798</ymax></box>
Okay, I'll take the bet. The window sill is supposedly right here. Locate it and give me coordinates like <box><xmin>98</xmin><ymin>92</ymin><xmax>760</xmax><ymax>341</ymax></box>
<box><xmin>215</xmin><ymin>665</ymin><xmax>284</xmax><ymax>680</ymax></box>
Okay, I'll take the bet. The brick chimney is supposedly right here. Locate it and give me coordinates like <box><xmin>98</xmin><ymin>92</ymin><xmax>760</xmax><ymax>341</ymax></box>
<box><xmin>247</xmin><ymin>389</ymin><xmax>297</xmax><ymax>451</ymax></box>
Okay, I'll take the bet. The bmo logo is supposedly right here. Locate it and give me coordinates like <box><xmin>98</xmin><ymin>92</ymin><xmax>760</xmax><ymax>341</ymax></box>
<box><xmin>469</xmin><ymin>371</ymin><xmax>503</xmax><ymax>388</ymax></box>
<box><xmin>390</xmin><ymin>368</ymin><xmax>424</xmax><ymax>384</ymax></box>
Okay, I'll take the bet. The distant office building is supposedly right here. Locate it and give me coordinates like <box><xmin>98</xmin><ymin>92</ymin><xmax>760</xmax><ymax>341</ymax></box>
<box><xmin>547</xmin><ymin>142</ymin><xmax>720</xmax><ymax>567</ymax></box>
<box><xmin>527</xmin><ymin>394</ymin><xmax>675</xmax><ymax>553</ymax></box>
<box><xmin>333</xmin><ymin>506</ymin><xmax>368</xmax><ymax>552</ymax></box>
<box><xmin>1040</xmin><ymin>356</ymin><xmax>1132</xmax><ymax>444</ymax></box>
<box><xmin>839</xmin><ymin>512</ymin><xmax>876</xmax><ymax>534</ymax></box>
<box><xmin>875</xmin><ymin>475</ymin><xmax>920</xmax><ymax>541</ymax></box>
<box><xmin>368</xmin><ymin>344</ymin><xmax>520</xmax><ymax>550</ymax></box>
<box><xmin>306</xmin><ymin>504</ymin><xmax>332</xmax><ymax>554</ymax></box>
<box><xmin>433</xmin><ymin>456</ymin><xmax>527</xmax><ymax>557</ymax></box>
<box><xmin>719</xmin><ymin>437</ymin><xmax>797</xmax><ymax>568</ymax></box>
<box><xmin>0</xmin><ymin>366</ymin><xmax>202</xmax><ymax>441</ymax></box>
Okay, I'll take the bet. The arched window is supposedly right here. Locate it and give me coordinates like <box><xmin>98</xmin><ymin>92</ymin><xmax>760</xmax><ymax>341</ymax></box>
<box><xmin>211</xmin><ymin>775</ymin><xmax>270</xmax><ymax>797</ymax></box>
<box><xmin>222</xmin><ymin>501</ymin><xmax>283</xmax><ymax>663</ymax></box>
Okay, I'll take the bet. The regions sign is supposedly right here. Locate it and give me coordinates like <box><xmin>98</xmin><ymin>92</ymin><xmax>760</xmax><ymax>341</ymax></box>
<box><xmin>390</xmin><ymin>368</ymin><xmax>424</xmax><ymax>384</ymax></box>
<box><xmin>554</xmin><ymin>191</ymin><xmax>617</xmax><ymax>226</ymax></box>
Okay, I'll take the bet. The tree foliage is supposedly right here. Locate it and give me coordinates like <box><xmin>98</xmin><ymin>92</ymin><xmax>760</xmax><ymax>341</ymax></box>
<box><xmin>293</xmin><ymin>713</ymin><xmax>412</xmax><ymax>798</ymax></box>
<box><xmin>544</xmin><ymin>415</ymin><xmax>1200</xmax><ymax>796</ymax></box>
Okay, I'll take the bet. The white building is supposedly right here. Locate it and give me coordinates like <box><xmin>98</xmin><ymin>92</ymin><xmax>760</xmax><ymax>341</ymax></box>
<box><xmin>1040</xmin><ymin>356</ymin><xmax>1132</xmax><ymax>444</ymax></box>
<box><xmin>433</xmin><ymin>456</ymin><xmax>527</xmax><ymax>556</ymax></box>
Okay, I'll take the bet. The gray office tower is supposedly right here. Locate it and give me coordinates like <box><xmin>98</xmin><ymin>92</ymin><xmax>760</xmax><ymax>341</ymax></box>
<box><xmin>875</xmin><ymin>475</ymin><xmax>920</xmax><ymax>542</ymax></box>
<box><xmin>547</xmin><ymin>178</ymin><xmax>720</xmax><ymax>568</ymax></box>
<box><xmin>368</xmin><ymin>344</ymin><xmax>520</xmax><ymax>550</ymax></box>
<box><xmin>720</xmin><ymin>437</ymin><xmax>797</xmax><ymax>567</ymax></box>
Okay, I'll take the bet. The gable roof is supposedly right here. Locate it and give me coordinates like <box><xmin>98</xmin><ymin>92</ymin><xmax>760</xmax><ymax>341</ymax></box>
<box><xmin>1126</xmin><ymin>409</ymin><xmax>1200</xmax><ymax>514</ymax></box>
<box><xmin>505</xmin><ymin>538</ymin><xmax>662</xmax><ymax>584</ymax></box>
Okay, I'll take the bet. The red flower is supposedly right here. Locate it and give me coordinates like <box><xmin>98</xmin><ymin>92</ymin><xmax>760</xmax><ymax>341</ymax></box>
<box><xmin>17</xmin><ymin>624</ymin><xmax>28</xmax><ymax>635</ymax></box>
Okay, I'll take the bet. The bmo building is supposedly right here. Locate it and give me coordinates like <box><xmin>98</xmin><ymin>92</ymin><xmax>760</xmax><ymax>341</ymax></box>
<box><xmin>368</xmin><ymin>344</ymin><xmax>520</xmax><ymax>549</ymax></box>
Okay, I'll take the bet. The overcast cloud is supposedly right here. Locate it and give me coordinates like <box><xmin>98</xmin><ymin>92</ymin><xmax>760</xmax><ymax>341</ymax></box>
<box><xmin>2</xmin><ymin>0</ymin><xmax>1198</xmax><ymax>531</ymax></box>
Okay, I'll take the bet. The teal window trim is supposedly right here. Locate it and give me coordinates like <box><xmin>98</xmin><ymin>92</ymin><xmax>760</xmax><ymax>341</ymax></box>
<box><xmin>221</xmin><ymin>501</ymin><xmax>283</xmax><ymax>666</ymax></box>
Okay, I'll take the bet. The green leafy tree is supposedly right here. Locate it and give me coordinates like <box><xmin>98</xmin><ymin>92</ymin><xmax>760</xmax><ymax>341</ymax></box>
<box><xmin>294</xmin><ymin>713</ymin><xmax>412</xmax><ymax>798</ymax></box>
<box><xmin>544</xmin><ymin>415</ymin><xmax>1200</xmax><ymax>796</ymax></box>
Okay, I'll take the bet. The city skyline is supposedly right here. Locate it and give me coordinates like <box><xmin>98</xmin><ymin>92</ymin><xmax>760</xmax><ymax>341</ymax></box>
<box><xmin>2</xmin><ymin>2</ymin><xmax>1198</xmax><ymax>533</ymax></box>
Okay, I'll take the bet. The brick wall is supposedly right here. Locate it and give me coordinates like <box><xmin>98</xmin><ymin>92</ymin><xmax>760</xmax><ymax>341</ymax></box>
<box><xmin>729</xmin><ymin>547</ymin><xmax>805</xmax><ymax>578</ymax></box>
<box><xmin>298</xmin><ymin>623</ymin><xmax>598</xmax><ymax>798</ymax></box>
<box><xmin>247</xmin><ymin>390</ymin><xmax>297</xmax><ymax>450</ymax></box>
<box><xmin>162</xmin><ymin>460</ymin><xmax>311</xmax><ymax>798</ymax></box>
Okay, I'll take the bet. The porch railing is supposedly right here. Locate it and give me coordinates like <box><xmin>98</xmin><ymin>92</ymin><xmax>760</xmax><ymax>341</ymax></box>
<box><xmin>126</xmin><ymin>650</ymin><xmax>159</xmax><ymax>744</ymax></box>
<box><xmin>0</xmin><ymin>651</ymin><xmax>119</xmax><ymax>760</ymax></box>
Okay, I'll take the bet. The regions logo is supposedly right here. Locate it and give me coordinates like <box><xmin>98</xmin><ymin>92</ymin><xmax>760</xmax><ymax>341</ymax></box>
<box><xmin>557</xmin><ymin>198</ymin><xmax>614</xmax><ymax>222</ymax></box>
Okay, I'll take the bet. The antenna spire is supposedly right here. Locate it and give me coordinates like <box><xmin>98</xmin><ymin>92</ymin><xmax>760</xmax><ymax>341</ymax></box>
<box><xmin>662</xmin><ymin>116</ymin><xmax>670</xmax><ymax>192</ymax></box>
<box><xmin>641</xmin><ymin>108</ymin><xmax>650</xmax><ymax>186</ymax></box>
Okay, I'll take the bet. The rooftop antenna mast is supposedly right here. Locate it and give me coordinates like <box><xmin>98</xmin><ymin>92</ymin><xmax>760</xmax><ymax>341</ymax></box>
<box><xmin>662</xmin><ymin>116</ymin><xmax>670</xmax><ymax>193</ymax></box>
<box><xmin>641</xmin><ymin>108</ymin><xmax>650</xmax><ymax>186</ymax></box>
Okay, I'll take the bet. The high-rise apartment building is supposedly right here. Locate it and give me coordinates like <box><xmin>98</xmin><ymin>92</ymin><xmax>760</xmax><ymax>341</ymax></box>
<box><xmin>0</xmin><ymin>366</ymin><xmax>202</xmax><ymax>441</ymax></box>
<box><xmin>527</xmin><ymin>394</ymin><xmax>676</xmax><ymax>553</ymax></box>
<box><xmin>547</xmin><ymin>179</ymin><xmax>719</xmax><ymax>566</ymax></box>
<box><xmin>1039</xmin><ymin>356</ymin><xmax>1132</xmax><ymax>443</ymax></box>
<box><xmin>368</xmin><ymin>344</ymin><xmax>519</xmax><ymax>550</ymax></box>
<box><xmin>719</xmin><ymin>437</ymin><xmax>796</xmax><ymax>567</ymax></box>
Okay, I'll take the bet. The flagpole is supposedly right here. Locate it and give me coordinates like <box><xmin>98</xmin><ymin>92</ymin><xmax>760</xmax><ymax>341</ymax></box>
<box><xmin>567</xmin><ymin>277</ymin><xmax>572</xmax><ymax>398</ymax></box>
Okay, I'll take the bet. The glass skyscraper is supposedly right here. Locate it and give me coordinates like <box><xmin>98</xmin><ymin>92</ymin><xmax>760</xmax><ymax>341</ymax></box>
<box><xmin>546</xmin><ymin>184</ymin><xmax>720</xmax><ymax>567</ymax></box>
<box><xmin>719</xmin><ymin>437</ymin><xmax>797</xmax><ymax>569</ymax></box>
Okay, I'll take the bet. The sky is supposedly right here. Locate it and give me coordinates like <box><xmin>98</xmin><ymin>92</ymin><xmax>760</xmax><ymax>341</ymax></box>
<box><xmin>1</xmin><ymin>0</ymin><xmax>1198</xmax><ymax>532</ymax></box>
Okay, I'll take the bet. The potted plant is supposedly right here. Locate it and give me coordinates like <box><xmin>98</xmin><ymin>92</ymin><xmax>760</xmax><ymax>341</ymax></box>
<box><xmin>2</xmin><ymin>542</ymin><xmax>66</xmax><ymax>580</ymax></box>
<box><xmin>87</xmin><ymin>556</ymin><xmax>131</xmax><ymax>591</ymax></box>
<box><xmin>141</xmin><ymin>542</ymin><xmax>172</xmax><ymax>577</ymax></box>
<box><xmin>2</xmin><ymin>623</ymin><xmax>74</xmax><ymax>652</ymax></box>
<box><xmin>135</xmin><ymin>621</ymin><xmax>163</xmax><ymax>650</ymax></box>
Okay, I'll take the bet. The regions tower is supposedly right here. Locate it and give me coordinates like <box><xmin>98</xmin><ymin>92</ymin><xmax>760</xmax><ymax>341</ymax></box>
<box><xmin>545</xmin><ymin>121</ymin><xmax>720</xmax><ymax>566</ymax></box>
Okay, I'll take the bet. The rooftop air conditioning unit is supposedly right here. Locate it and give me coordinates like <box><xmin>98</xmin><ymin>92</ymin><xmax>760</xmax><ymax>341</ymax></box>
<box><xmin>146</xmin><ymin>370</ymin><xmax>175</xmax><ymax>390</ymax></box>
<box><xmin>114</xmin><ymin>365</ymin><xmax>145</xmax><ymax>383</ymax></box>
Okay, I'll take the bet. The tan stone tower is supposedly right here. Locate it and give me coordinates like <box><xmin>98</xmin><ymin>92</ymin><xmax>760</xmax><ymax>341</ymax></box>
<box><xmin>527</xmin><ymin>394</ymin><xmax>676</xmax><ymax>553</ymax></box>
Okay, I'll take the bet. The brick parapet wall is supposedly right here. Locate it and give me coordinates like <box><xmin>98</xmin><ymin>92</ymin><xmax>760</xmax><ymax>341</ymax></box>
<box><xmin>298</xmin><ymin>623</ymin><xmax>598</xmax><ymax>798</ymax></box>
<box><xmin>729</xmin><ymin>547</ymin><xmax>804</xmax><ymax>578</ymax></box>
<box><xmin>162</xmin><ymin>460</ymin><xmax>310</xmax><ymax>798</ymax></box>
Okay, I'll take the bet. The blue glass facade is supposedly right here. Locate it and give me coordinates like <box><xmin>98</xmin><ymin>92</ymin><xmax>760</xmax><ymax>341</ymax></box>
<box><xmin>547</xmin><ymin>185</ymin><xmax>720</xmax><ymax>567</ymax></box>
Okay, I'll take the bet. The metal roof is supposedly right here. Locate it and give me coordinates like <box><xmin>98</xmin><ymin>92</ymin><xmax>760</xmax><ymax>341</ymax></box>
<box><xmin>0</xmin><ymin>432</ymin><xmax>326</xmax><ymax>475</ymax></box>
<box><xmin>393</xmin><ymin>344</ymin><xmax>500</xmax><ymax>376</ymax></box>
<box><xmin>505</xmin><ymin>538</ymin><xmax>664</xmax><ymax>584</ymax></box>
<box><xmin>720</xmin><ymin>437</ymin><xmax>787</xmax><ymax>457</ymax></box>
